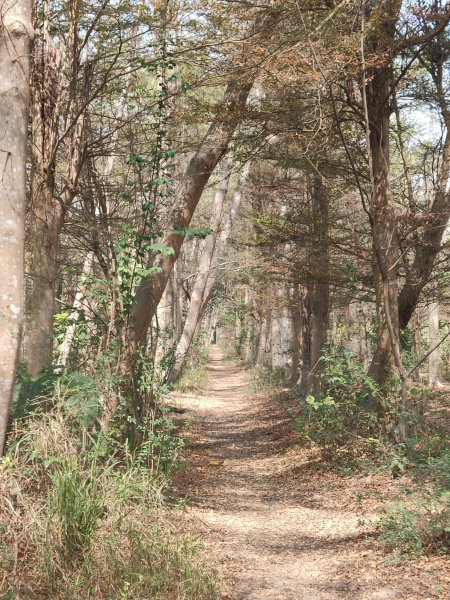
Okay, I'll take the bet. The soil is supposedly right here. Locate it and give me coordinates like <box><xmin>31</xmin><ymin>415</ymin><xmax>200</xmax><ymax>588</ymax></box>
<box><xmin>171</xmin><ymin>348</ymin><xmax>449</xmax><ymax>600</ymax></box>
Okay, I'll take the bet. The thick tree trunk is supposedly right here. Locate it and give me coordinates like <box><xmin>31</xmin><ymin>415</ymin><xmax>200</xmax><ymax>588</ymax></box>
<box><xmin>256</xmin><ymin>313</ymin><xmax>270</xmax><ymax>366</ymax></box>
<box><xmin>27</xmin><ymin>190</ymin><xmax>65</xmax><ymax>375</ymax></box>
<box><xmin>271</xmin><ymin>283</ymin><xmax>292</xmax><ymax>374</ymax></box>
<box><xmin>26</xmin><ymin>9</ymin><xmax>89</xmax><ymax>375</ymax></box>
<box><xmin>364</xmin><ymin>2</ymin><xmax>402</xmax><ymax>391</ymax></box>
<box><xmin>398</xmin><ymin>119</ymin><xmax>450</xmax><ymax>330</ymax></box>
<box><xmin>0</xmin><ymin>0</ymin><xmax>33</xmax><ymax>454</ymax></box>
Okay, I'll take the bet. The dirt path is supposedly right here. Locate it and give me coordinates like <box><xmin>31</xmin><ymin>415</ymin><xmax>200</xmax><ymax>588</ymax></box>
<box><xmin>172</xmin><ymin>348</ymin><xmax>448</xmax><ymax>600</ymax></box>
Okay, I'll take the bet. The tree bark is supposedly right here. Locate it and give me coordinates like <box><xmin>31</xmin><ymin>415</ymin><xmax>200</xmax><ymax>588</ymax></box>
<box><xmin>271</xmin><ymin>283</ymin><xmax>292</xmax><ymax>374</ymax></box>
<box><xmin>26</xmin><ymin>7</ymin><xmax>90</xmax><ymax>375</ymax></box>
<box><xmin>166</xmin><ymin>161</ymin><xmax>233</xmax><ymax>381</ymax></box>
<box><xmin>363</xmin><ymin>0</ymin><xmax>403</xmax><ymax>391</ymax></box>
<box><xmin>130</xmin><ymin>81</ymin><xmax>253</xmax><ymax>352</ymax></box>
<box><xmin>428</xmin><ymin>297</ymin><xmax>440</xmax><ymax>386</ymax></box>
<box><xmin>128</xmin><ymin>4</ymin><xmax>280</xmax><ymax>363</ymax></box>
<box><xmin>0</xmin><ymin>0</ymin><xmax>33</xmax><ymax>454</ymax></box>
<box><xmin>308</xmin><ymin>173</ymin><xmax>330</xmax><ymax>394</ymax></box>
<box><xmin>398</xmin><ymin>130</ymin><xmax>450</xmax><ymax>329</ymax></box>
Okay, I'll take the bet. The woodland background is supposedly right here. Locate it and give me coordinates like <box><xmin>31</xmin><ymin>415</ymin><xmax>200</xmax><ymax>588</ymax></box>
<box><xmin>0</xmin><ymin>0</ymin><xmax>449</xmax><ymax>598</ymax></box>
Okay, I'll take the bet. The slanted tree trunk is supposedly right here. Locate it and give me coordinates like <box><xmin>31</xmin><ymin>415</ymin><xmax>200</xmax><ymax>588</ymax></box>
<box><xmin>127</xmin><ymin>6</ymin><xmax>279</xmax><ymax>371</ymax></box>
<box><xmin>129</xmin><ymin>81</ymin><xmax>254</xmax><ymax>354</ymax></box>
<box><xmin>0</xmin><ymin>0</ymin><xmax>33</xmax><ymax>454</ymax></box>
<box><xmin>166</xmin><ymin>161</ymin><xmax>233</xmax><ymax>381</ymax></box>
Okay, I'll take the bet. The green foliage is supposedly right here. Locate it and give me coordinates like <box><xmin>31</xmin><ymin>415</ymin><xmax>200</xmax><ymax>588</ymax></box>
<box><xmin>59</xmin><ymin>372</ymin><xmax>101</xmax><ymax>427</ymax></box>
<box><xmin>0</xmin><ymin>408</ymin><xmax>216</xmax><ymax>599</ymax></box>
<box><xmin>249</xmin><ymin>365</ymin><xmax>287</xmax><ymax>393</ymax></box>
<box><xmin>12</xmin><ymin>365</ymin><xmax>58</xmax><ymax>419</ymax></box>
<box><xmin>172</xmin><ymin>226</ymin><xmax>212</xmax><ymax>239</ymax></box>
<box><xmin>295</xmin><ymin>348</ymin><xmax>379</xmax><ymax>449</ymax></box>
<box><xmin>47</xmin><ymin>460</ymin><xmax>105</xmax><ymax>561</ymax></box>
<box><xmin>376</xmin><ymin>492</ymin><xmax>450</xmax><ymax>561</ymax></box>
<box><xmin>176</xmin><ymin>366</ymin><xmax>208</xmax><ymax>394</ymax></box>
<box><xmin>135</xmin><ymin>414</ymin><xmax>185</xmax><ymax>473</ymax></box>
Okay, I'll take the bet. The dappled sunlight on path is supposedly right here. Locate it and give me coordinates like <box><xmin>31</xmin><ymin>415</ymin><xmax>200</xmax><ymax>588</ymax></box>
<box><xmin>172</xmin><ymin>348</ymin><xmax>447</xmax><ymax>600</ymax></box>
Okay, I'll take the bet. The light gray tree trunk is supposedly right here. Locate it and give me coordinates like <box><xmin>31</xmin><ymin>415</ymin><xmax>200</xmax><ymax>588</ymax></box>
<box><xmin>271</xmin><ymin>284</ymin><xmax>292</xmax><ymax>374</ymax></box>
<box><xmin>428</xmin><ymin>299</ymin><xmax>440</xmax><ymax>386</ymax></box>
<box><xmin>166</xmin><ymin>161</ymin><xmax>232</xmax><ymax>380</ymax></box>
<box><xmin>0</xmin><ymin>0</ymin><xmax>33</xmax><ymax>454</ymax></box>
<box><xmin>56</xmin><ymin>253</ymin><xmax>95</xmax><ymax>367</ymax></box>
<box><xmin>168</xmin><ymin>161</ymin><xmax>250</xmax><ymax>381</ymax></box>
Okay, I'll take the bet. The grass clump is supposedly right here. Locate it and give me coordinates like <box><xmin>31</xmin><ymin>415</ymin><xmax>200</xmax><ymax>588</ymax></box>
<box><xmin>376</xmin><ymin>491</ymin><xmax>449</xmax><ymax>561</ymax></box>
<box><xmin>175</xmin><ymin>366</ymin><xmax>209</xmax><ymax>394</ymax></box>
<box><xmin>249</xmin><ymin>365</ymin><xmax>287</xmax><ymax>393</ymax></box>
<box><xmin>0</xmin><ymin>408</ymin><xmax>217</xmax><ymax>599</ymax></box>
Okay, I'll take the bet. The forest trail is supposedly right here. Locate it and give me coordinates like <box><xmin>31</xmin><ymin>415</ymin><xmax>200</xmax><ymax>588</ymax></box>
<box><xmin>172</xmin><ymin>348</ymin><xmax>447</xmax><ymax>600</ymax></box>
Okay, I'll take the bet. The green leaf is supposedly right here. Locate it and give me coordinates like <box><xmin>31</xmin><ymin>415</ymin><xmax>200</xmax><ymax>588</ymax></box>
<box><xmin>172</xmin><ymin>226</ymin><xmax>212</xmax><ymax>239</ymax></box>
<box><xmin>149</xmin><ymin>242</ymin><xmax>175</xmax><ymax>256</ymax></box>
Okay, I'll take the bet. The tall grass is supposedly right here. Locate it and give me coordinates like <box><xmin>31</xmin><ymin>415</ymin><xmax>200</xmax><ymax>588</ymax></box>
<box><xmin>0</xmin><ymin>409</ymin><xmax>217</xmax><ymax>599</ymax></box>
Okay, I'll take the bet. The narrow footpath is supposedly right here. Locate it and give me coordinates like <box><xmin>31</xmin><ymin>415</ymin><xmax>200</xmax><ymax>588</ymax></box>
<box><xmin>173</xmin><ymin>348</ymin><xmax>448</xmax><ymax>600</ymax></box>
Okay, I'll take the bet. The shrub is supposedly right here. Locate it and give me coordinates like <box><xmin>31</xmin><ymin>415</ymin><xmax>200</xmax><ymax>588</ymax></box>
<box><xmin>376</xmin><ymin>492</ymin><xmax>450</xmax><ymax>560</ymax></box>
<box><xmin>295</xmin><ymin>348</ymin><xmax>379</xmax><ymax>449</ymax></box>
<box><xmin>249</xmin><ymin>365</ymin><xmax>287</xmax><ymax>393</ymax></box>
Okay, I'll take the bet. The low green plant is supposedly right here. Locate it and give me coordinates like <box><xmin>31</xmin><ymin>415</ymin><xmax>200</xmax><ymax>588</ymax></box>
<box><xmin>175</xmin><ymin>366</ymin><xmax>208</xmax><ymax>394</ymax></box>
<box><xmin>295</xmin><ymin>348</ymin><xmax>379</xmax><ymax>449</ymax></box>
<box><xmin>376</xmin><ymin>492</ymin><xmax>450</xmax><ymax>560</ymax></box>
<box><xmin>47</xmin><ymin>459</ymin><xmax>106</xmax><ymax>561</ymax></box>
<box><xmin>249</xmin><ymin>365</ymin><xmax>287</xmax><ymax>393</ymax></box>
<box><xmin>0</xmin><ymin>408</ymin><xmax>217</xmax><ymax>599</ymax></box>
<box><xmin>135</xmin><ymin>414</ymin><xmax>185</xmax><ymax>472</ymax></box>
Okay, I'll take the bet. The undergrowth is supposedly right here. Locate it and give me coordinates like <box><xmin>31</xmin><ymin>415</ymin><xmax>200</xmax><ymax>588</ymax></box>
<box><xmin>175</xmin><ymin>366</ymin><xmax>209</xmax><ymax>394</ymax></box>
<box><xmin>0</xmin><ymin>404</ymin><xmax>217</xmax><ymax>599</ymax></box>
<box><xmin>250</xmin><ymin>347</ymin><xmax>450</xmax><ymax>562</ymax></box>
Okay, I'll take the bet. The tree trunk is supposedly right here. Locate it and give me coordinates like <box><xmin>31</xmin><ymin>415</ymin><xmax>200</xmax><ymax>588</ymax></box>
<box><xmin>271</xmin><ymin>283</ymin><xmax>292</xmax><ymax>374</ymax></box>
<box><xmin>130</xmin><ymin>82</ymin><xmax>253</xmax><ymax>353</ymax></box>
<box><xmin>166</xmin><ymin>161</ymin><xmax>233</xmax><ymax>381</ymax></box>
<box><xmin>256</xmin><ymin>313</ymin><xmax>270</xmax><ymax>366</ymax></box>
<box><xmin>0</xmin><ymin>0</ymin><xmax>33</xmax><ymax>454</ymax></box>
<box><xmin>307</xmin><ymin>173</ymin><xmax>330</xmax><ymax>394</ymax></box>
<box><xmin>26</xmin><ymin>8</ymin><xmax>90</xmax><ymax>375</ymax></box>
<box><xmin>428</xmin><ymin>298</ymin><xmax>440</xmax><ymax>386</ymax></box>
<box><xmin>57</xmin><ymin>253</ymin><xmax>95</xmax><ymax>367</ymax></box>
<box><xmin>364</xmin><ymin>1</ymin><xmax>402</xmax><ymax>391</ymax></box>
<box><xmin>128</xmin><ymin>4</ymin><xmax>280</xmax><ymax>363</ymax></box>
<box><xmin>289</xmin><ymin>284</ymin><xmax>303</xmax><ymax>383</ymax></box>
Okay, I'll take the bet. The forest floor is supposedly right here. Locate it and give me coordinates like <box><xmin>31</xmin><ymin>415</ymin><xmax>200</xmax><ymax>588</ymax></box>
<box><xmin>171</xmin><ymin>348</ymin><xmax>449</xmax><ymax>600</ymax></box>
